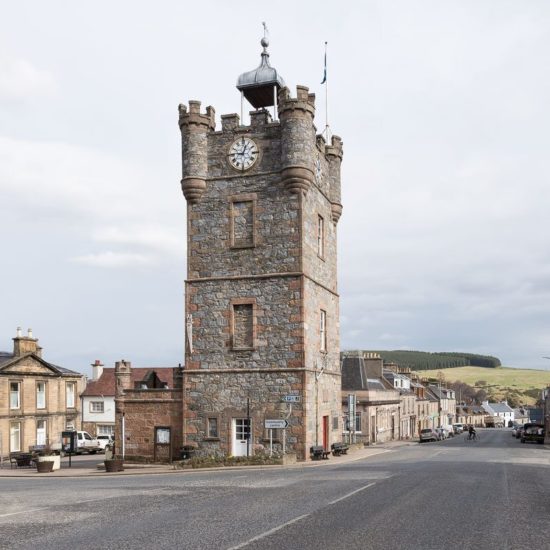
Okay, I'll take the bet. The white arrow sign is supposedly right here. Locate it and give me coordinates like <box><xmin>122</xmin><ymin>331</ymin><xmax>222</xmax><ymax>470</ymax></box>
<box><xmin>265</xmin><ymin>419</ymin><xmax>289</xmax><ymax>429</ymax></box>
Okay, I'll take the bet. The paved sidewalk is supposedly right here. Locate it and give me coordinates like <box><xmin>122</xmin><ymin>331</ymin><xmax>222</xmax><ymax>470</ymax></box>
<box><xmin>0</xmin><ymin>440</ymin><xmax>415</xmax><ymax>478</ymax></box>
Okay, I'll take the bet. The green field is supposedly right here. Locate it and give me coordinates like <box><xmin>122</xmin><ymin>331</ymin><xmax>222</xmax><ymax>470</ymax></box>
<box><xmin>416</xmin><ymin>366</ymin><xmax>550</xmax><ymax>405</ymax></box>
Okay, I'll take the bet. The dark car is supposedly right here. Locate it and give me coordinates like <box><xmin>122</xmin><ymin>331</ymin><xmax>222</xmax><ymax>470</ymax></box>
<box><xmin>515</xmin><ymin>426</ymin><xmax>525</xmax><ymax>439</ymax></box>
<box><xmin>521</xmin><ymin>423</ymin><xmax>544</xmax><ymax>444</ymax></box>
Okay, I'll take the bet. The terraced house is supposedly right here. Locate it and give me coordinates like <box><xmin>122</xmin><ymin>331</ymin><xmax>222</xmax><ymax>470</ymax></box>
<box><xmin>0</xmin><ymin>328</ymin><xmax>84</xmax><ymax>455</ymax></box>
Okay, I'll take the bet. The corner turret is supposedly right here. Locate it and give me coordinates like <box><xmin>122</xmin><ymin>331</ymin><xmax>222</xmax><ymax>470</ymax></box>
<box><xmin>325</xmin><ymin>135</ymin><xmax>344</xmax><ymax>223</ymax></box>
<box><xmin>278</xmin><ymin>86</ymin><xmax>316</xmax><ymax>195</ymax></box>
<box><xmin>178</xmin><ymin>101</ymin><xmax>216</xmax><ymax>203</ymax></box>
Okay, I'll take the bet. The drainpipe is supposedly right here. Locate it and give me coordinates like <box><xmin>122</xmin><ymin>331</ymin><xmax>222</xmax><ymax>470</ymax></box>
<box><xmin>121</xmin><ymin>413</ymin><xmax>125</xmax><ymax>459</ymax></box>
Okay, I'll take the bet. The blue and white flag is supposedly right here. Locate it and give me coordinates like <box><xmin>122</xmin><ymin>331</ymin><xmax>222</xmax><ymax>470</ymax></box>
<box><xmin>321</xmin><ymin>42</ymin><xmax>327</xmax><ymax>84</ymax></box>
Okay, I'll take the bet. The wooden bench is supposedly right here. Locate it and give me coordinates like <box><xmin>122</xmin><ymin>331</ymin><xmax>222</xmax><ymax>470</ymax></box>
<box><xmin>310</xmin><ymin>446</ymin><xmax>330</xmax><ymax>460</ymax></box>
<box><xmin>10</xmin><ymin>452</ymin><xmax>34</xmax><ymax>468</ymax></box>
<box><xmin>331</xmin><ymin>442</ymin><xmax>350</xmax><ymax>456</ymax></box>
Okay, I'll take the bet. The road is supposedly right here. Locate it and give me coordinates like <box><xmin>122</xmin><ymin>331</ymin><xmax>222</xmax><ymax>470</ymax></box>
<box><xmin>1</xmin><ymin>429</ymin><xmax>549</xmax><ymax>549</ymax></box>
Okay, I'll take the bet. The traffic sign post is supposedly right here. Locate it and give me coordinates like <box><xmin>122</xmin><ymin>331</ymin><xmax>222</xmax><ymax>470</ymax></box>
<box><xmin>265</xmin><ymin>419</ymin><xmax>289</xmax><ymax>456</ymax></box>
<box><xmin>265</xmin><ymin>419</ymin><xmax>289</xmax><ymax>429</ymax></box>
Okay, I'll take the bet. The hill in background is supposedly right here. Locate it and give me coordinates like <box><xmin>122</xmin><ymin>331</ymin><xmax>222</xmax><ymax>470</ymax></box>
<box><xmin>416</xmin><ymin>366</ymin><xmax>550</xmax><ymax>406</ymax></box>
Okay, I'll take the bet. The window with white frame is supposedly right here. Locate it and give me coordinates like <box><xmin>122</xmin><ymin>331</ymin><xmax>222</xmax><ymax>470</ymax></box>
<box><xmin>10</xmin><ymin>381</ymin><xmax>20</xmax><ymax>409</ymax></box>
<box><xmin>97</xmin><ymin>425</ymin><xmax>112</xmax><ymax>436</ymax></box>
<box><xmin>97</xmin><ymin>425</ymin><xmax>114</xmax><ymax>436</ymax></box>
<box><xmin>36</xmin><ymin>381</ymin><xmax>46</xmax><ymax>409</ymax></box>
<box><xmin>320</xmin><ymin>310</ymin><xmax>327</xmax><ymax>352</ymax></box>
<box><xmin>90</xmin><ymin>401</ymin><xmax>104</xmax><ymax>413</ymax></box>
<box><xmin>36</xmin><ymin>419</ymin><xmax>47</xmax><ymax>446</ymax></box>
<box><xmin>10</xmin><ymin>422</ymin><xmax>21</xmax><ymax>452</ymax></box>
<box><xmin>66</xmin><ymin>382</ymin><xmax>75</xmax><ymax>409</ymax></box>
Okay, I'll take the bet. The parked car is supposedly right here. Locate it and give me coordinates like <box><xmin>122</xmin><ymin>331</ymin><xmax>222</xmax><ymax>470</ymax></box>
<box><xmin>511</xmin><ymin>425</ymin><xmax>522</xmax><ymax>437</ymax></box>
<box><xmin>97</xmin><ymin>435</ymin><xmax>114</xmax><ymax>452</ymax></box>
<box><xmin>521</xmin><ymin>423</ymin><xmax>544</xmax><ymax>444</ymax></box>
<box><xmin>420</xmin><ymin>428</ymin><xmax>439</xmax><ymax>442</ymax></box>
<box><xmin>75</xmin><ymin>431</ymin><xmax>101</xmax><ymax>454</ymax></box>
<box><xmin>452</xmin><ymin>423</ymin><xmax>464</xmax><ymax>434</ymax></box>
<box><xmin>515</xmin><ymin>426</ymin><xmax>525</xmax><ymax>439</ymax></box>
<box><xmin>435</xmin><ymin>428</ymin><xmax>449</xmax><ymax>440</ymax></box>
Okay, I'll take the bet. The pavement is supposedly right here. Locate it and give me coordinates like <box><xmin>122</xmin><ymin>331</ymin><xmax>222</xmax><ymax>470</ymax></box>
<box><xmin>0</xmin><ymin>439</ymin><xmax>415</xmax><ymax>478</ymax></box>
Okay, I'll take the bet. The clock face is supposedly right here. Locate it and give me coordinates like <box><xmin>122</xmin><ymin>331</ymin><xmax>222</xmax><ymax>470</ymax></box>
<box><xmin>228</xmin><ymin>137</ymin><xmax>259</xmax><ymax>171</ymax></box>
<box><xmin>315</xmin><ymin>156</ymin><xmax>322</xmax><ymax>182</ymax></box>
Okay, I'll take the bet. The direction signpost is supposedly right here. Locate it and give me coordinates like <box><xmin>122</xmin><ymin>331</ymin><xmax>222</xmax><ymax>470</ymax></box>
<box><xmin>265</xmin><ymin>419</ymin><xmax>289</xmax><ymax>429</ymax></box>
<box><xmin>265</xmin><ymin>419</ymin><xmax>289</xmax><ymax>456</ymax></box>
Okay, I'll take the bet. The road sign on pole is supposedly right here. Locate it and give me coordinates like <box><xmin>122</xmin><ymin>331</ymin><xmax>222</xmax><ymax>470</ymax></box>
<box><xmin>282</xmin><ymin>395</ymin><xmax>301</xmax><ymax>403</ymax></box>
<box><xmin>265</xmin><ymin>419</ymin><xmax>289</xmax><ymax>429</ymax></box>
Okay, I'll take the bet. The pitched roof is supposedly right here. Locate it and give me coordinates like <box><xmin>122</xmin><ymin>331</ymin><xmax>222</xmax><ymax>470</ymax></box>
<box><xmin>0</xmin><ymin>351</ymin><xmax>81</xmax><ymax>376</ymax></box>
<box><xmin>0</xmin><ymin>351</ymin><xmax>13</xmax><ymax>366</ymax></box>
<box><xmin>487</xmin><ymin>402</ymin><xmax>514</xmax><ymax>413</ymax></box>
<box><xmin>82</xmin><ymin>367</ymin><xmax>175</xmax><ymax>397</ymax></box>
<box><xmin>366</xmin><ymin>378</ymin><xmax>387</xmax><ymax>391</ymax></box>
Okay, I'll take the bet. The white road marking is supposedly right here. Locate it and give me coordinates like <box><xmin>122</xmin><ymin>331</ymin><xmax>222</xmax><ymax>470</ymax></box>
<box><xmin>0</xmin><ymin>487</ymin><xmax>169</xmax><ymax>519</ymax></box>
<box><xmin>0</xmin><ymin>507</ymin><xmax>49</xmax><ymax>518</ymax></box>
<box><xmin>328</xmin><ymin>482</ymin><xmax>376</xmax><ymax>505</ymax></box>
<box><xmin>227</xmin><ymin>513</ymin><xmax>311</xmax><ymax>550</ymax></box>
<box><xmin>227</xmin><ymin>482</ymin><xmax>377</xmax><ymax>549</ymax></box>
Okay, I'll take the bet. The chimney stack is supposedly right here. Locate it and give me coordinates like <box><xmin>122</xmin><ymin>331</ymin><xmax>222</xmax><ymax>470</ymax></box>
<box><xmin>13</xmin><ymin>326</ymin><xmax>40</xmax><ymax>357</ymax></box>
<box><xmin>92</xmin><ymin>359</ymin><xmax>104</xmax><ymax>381</ymax></box>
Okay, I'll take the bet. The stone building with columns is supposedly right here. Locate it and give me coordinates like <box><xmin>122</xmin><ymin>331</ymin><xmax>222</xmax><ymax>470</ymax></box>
<box><xmin>180</xmin><ymin>35</ymin><xmax>344</xmax><ymax>460</ymax></box>
<box><xmin>0</xmin><ymin>328</ymin><xmax>84</xmax><ymax>456</ymax></box>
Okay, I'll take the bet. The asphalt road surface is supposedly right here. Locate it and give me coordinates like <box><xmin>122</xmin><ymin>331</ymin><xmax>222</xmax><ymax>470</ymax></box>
<box><xmin>1</xmin><ymin>429</ymin><xmax>549</xmax><ymax>550</ymax></box>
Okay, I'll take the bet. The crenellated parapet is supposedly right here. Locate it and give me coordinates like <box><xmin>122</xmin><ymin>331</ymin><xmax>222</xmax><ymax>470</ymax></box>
<box><xmin>179</xmin><ymin>101</ymin><xmax>216</xmax><ymax>203</ymax></box>
<box><xmin>278</xmin><ymin>86</ymin><xmax>316</xmax><ymax>195</ymax></box>
<box><xmin>325</xmin><ymin>135</ymin><xmax>344</xmax><ymax>223</ymax></box>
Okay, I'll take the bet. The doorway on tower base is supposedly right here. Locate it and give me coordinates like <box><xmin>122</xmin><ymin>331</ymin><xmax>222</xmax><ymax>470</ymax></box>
<box><xmin>232</xmin><ymin>418</ymin><xmax>250</xmax><ymax>457</ymax></box>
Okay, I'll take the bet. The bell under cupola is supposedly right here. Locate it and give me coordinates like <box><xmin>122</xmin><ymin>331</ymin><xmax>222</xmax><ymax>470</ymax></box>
<box><xmin>236</xmin><ymin>24</ymin><xmax>285</xmax><ymax>114</ymax></box>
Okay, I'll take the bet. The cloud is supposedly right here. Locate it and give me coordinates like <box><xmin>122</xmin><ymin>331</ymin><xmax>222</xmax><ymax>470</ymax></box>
<box><xmin>0</xmin><ymin>135</ymin><xmax>185</xmax><ymax>267</ymax></box>
<box><xmin>0</xmin><ymin>52</ymin><xmax>56</xmax><ymax>101</ymax></box>
<box><xmin>92</xmin><ymin>225</ymin><xmax>183</xmax><ymax>257</ymax></box>
<box><xmin>71</xmin><ymin>251</ymin><xmax>153</xmax><ymax>268</ymax></box>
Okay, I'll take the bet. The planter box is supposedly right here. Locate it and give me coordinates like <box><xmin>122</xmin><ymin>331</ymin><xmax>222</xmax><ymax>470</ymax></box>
<box><xmin>36</xmin><ymin>460</ymin><xmax>54</xmax><ymax>473</ymax></box>
<box><xmin>104</xmin><ymin>459</ymin><xmax>124</xmax><ymax>473</ymax></box>
<box><xmin>38</xmin><ymin>455</ymin><xmax>61</xmax><ymax>471</ymax></box>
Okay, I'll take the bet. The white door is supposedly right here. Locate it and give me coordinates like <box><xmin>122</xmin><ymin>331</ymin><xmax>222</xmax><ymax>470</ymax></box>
<box><xmin>232</xmin><ymin>418</ymin><xmax>250</xmax><ymax>457</ymax></box>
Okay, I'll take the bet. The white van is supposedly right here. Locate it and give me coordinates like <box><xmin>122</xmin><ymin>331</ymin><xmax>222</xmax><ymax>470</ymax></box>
<box><xmin>75</xmin><ymin>431</ymin><xmax>101</xmax><ymax>454</ymax></box>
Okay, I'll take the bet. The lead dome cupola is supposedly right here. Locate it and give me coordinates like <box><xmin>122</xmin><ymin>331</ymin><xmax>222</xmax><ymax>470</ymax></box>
<box><xmin>236</xmin><ymin>35</ymin><xmax>285</xmax><ymax>109</ymax></box>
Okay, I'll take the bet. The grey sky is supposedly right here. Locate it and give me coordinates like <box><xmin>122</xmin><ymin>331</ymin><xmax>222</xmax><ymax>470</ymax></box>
<box><xmin>1</xmin><ymin>1</ymin><xmax>549</xmax><ymax>374</ymax></box>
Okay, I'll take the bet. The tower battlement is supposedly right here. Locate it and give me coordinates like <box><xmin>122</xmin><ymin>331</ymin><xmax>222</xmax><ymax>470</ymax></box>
<box><xmin>326</xmin><ymin>135</ymin><xmax>343</xmax><ymax>159</ymax></box>
<box><xmin>178</xmin><ymin>101</ymin><xmax>216</xmax><ymax>130</ymax></box>
<box><xmin>278</xmin><ymin>85</ymin><xmax>316</xmax><ymax>118</ymax></box>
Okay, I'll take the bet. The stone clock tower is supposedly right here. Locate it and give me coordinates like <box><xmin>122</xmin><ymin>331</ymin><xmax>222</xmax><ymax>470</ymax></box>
<box><xmin>179</xmin><ymin>36</ymin><xmax>343</xmax><ymax>460</ymax></box>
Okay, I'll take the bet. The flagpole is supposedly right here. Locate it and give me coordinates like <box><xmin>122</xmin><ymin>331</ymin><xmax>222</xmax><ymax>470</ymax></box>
<box><xmin>324</xmin><ymin>41</ymin><xmax>329</xmax><ymax>142</ymax></box>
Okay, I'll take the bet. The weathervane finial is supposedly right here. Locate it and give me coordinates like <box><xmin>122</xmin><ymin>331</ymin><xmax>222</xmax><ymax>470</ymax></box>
<box><xmin>261</xmin><ymin>22</ymin><xmax>269</xmax><ymax>49</ymax></box>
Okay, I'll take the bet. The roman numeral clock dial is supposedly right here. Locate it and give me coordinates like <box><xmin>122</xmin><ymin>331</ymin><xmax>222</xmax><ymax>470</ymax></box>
<box><xmin>228</xmin><ymin>137</ymin><xmax>259</xmax><ymax>171</ymax></box>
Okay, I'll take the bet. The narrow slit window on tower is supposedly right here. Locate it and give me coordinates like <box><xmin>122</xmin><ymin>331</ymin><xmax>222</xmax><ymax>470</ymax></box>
<box><xmin>320</xmin><ymin>309</ymin><xmax>327</xmax><ymax>352</ymax></box>
<box><xmin>232</xmin><ymin>200</ymin><xmax>254</xmax><ymax>247</ymax></box>
<box><xmin>317</xmin><ymin>215</ymin><xmax>324</xmax><ymax>258</ymax></box>
<box><xmin>232</xmin><ymin>303</ymin><xmax>254</xmax><ymax>349</ymax></box>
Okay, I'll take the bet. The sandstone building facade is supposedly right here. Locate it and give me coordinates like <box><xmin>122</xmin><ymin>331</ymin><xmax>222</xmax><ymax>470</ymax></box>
<box><xmin>180</xmin><ymin>38</ymin><xmax>344</xmax><ymax>460</ymax></box>
<box><xmin>0</xmin><ymin>328</ymin><xmax>83</xmax><ymax>455</ymax></box>
<box><xmin>113</xmin><ymin>360</ymin><xmax>181</xmax><ymax>461</ymax></box>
